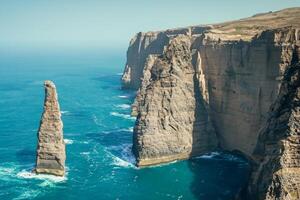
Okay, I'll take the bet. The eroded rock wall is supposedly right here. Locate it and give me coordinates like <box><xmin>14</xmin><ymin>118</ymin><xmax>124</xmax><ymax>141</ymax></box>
<box><xmin>195</xmin><ymin>28</ymin><xmax>298</xmax><ymax>155</ymax></box>
<box><xmin>249</xmin><ymin>60</ymin><xmax>300</xmax><ymax>200</ymax></box>
<box><xmin>132</xmin><ymin>35</ymin><xmax>217</xmax><ymax>166</ymax></box>
<box><xmin>123</xmin><ymin>7</ymin><xmax>300</xmax><ymax>199</ymax></box>
<box><xmin>121</xmin><ymin>26</ymin><xmax>210</xmax><ymax>89</ymax></box>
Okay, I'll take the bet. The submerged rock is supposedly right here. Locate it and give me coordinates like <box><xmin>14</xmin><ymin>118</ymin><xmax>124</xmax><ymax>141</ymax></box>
<box><xmin>35</xmin><ymin>80</ymin><xmax>66</xmax><ymax>176</ymax></box>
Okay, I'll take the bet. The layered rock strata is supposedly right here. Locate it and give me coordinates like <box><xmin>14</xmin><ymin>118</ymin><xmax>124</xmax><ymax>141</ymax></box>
<box><xmin>123</xmin><ymin>8</ymin><xmax>300</xmax><ymax>167</ymax></box>
<box><xmin>35</xmin><ymin>80</ymin><xmax>66</xmax><ymax>176</ymax></box>
<box><xmin>123</xmin><ymin>8</ymin><xmax>300</xmax><ymax>199</ymax></box>
<box><xmin>248</xmin><ymin>61</ymin><xmax>300</xmax><ymax>200</ymax></box>
<box><xmin>132</xmin><ymin>35</ymin><xmax>218</xmax><ymax>166</ymax></box>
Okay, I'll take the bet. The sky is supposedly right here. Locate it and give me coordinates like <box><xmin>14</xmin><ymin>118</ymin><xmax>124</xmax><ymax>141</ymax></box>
<box><xmin>0</xmin><ymin>0</ymin><xmax>299</xmax><ymax>52</ymax></box>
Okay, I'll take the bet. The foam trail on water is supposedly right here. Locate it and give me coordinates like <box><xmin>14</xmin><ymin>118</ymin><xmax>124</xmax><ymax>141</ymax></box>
<box><xmin>110</xmin><ymin>112</ymin><xmax>136</xmax><ymax>121</ymax></box>
<box><xmin>61</xmin><ymin>110</ymin><xmax>70</xmax><ymax>115</ymax></box>
<box><xmin>106</xmin><ymin>144</ymin><xmax>136</xmax><ymax>168</ymax></box>
<box><xmin>197</xmin><ymin>152</ymin><xmax>221</xmax><ymax>159</ymax></box>
<box><xmin>64</xmin><ymin>139</ymin><xmax>74</xmax><ymax>144</ymax></box>
<box><xmin>117</xmin><ymin>95</ymin><xmax>129</xmax><ymax>99</ymax></box>
<box><xmin>120</xmin><ymin>127</ymin><xmax>133</xmax><ymax>132</ymax></box>
<box><xmin>17</xmin><ymin>170</ymin><xmax>67</xmax><ymax>182</ymax></box>
<box><xmin>115</xmin><ymin>104</ymin><xmax>131</xmax><ymax>109</ymax></box>
<box><xmin>13</xmin><ymin>189</ymin><xmax>41</xmax><ymax>200</ymax></box>
<box><xmin>111</xmin><ymin>155</ymin><xmax>135</xmax><ymax>168</ymax></box>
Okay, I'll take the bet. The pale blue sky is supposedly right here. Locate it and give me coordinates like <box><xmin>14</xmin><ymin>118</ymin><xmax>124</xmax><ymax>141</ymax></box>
<box><xmin>0</xmin><ymin>0</ymin><xmax>299</xmax><ymax>51</ymax></box>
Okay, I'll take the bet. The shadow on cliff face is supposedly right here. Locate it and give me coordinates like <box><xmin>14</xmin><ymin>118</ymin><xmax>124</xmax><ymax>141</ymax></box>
<box><xmin>188</xmin><ymin>69</ymin><xmax>251</xmax><ymax>199</ymax></box>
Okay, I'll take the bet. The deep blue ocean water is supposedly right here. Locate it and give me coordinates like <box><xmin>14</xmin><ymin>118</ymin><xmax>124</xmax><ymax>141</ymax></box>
<box><xmin>0</xmin><ymin>50</ymin><xmax>250</xmax><ymax>200</ymax></box>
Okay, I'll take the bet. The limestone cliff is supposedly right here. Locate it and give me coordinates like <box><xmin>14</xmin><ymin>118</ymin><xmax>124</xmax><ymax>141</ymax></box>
<box><xmin>122</xmin><ymin>7</ymin><xmax>300</xmax><ymax>199</ymax></box>
<box><xmin>132</xmin><ymin>35</ymin><xmax>217</xmax><ymax>166</ymax></box>
<box><xmin>35</xmin><ymin>80</ymin><xmax>66</xmax><ymax>176</ymax></box>
<box><xmin>123</xmin><ymin>7</ymin><xmax>300</xmax><ymax>163</ymax></box>
<box><xmin>248</xmin><ymin>60</ymin><xmax>300</xmax><ymax>200</ymax></box>
<box><xmin>121</xmin><ymin>26</ymin><xmax>210</xmax><ymax>89</ymax></box>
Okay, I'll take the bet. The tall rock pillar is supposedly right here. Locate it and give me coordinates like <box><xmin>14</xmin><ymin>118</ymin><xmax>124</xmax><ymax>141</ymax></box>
<box><xmin>35</xmin><ymin>80</ymin><xmax>66</xmax><ymax>176</ymax></box>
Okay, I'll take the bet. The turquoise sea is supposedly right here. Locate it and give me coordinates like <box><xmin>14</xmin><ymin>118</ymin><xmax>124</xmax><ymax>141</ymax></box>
<box><xmin>0</xmin><ymin>50</ymin><xmax>250</xmax><ymax>200</ymax></box>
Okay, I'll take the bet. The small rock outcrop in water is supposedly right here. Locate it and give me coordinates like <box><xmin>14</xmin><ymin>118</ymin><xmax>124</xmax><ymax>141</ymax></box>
<box><xmin>35</xmin><ymin>80</ymin><xmax>66</xmax><ymax>176</ymax></box>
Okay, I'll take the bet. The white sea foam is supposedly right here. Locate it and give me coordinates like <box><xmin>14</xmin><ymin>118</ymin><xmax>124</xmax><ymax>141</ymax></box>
<box><xmin>13</xmin><ymin>189</ymin><xmax>41</xmax><ymax>200</ymax></box>
<box><xmin>115</xmin><ymin>104</ymin><xmax>131</xmax><ymax>109</ymax></box>
<box><xmin>197</xmin><ymin>152</ymin><xmax>221</xmax><ymax>159</ymax></box>
<box><xmin>120</xmin><ymin>127</ymin><xmax>134</xmax><ymax>132</ymax></box>
<box><xmin>80</xmin><ymin>152</ymin><xmax>90</xmax><ymax>155</ymax></box>
<box><xmin>110</xmin><ymin>112</ymin><xmax>135</xmax><ymax>120</ymax></box>
<box><xmin>0</xmin><ymin>165</ymin><xmax>20</xmax><ymax>182</ymax></box>
<box><xmin>106</xmin><ymin>144</ymin><xmax>136</xmax><ymax>168</ymax></box>
<box><xmin>61</xmin><ymin>110</ymin><xmax>70</xmax><ymax>115</ymax></box>
<box><xmin>117</xmin><ymin>95</ymin><xmax>129</xmax><ymax>99</ymax></box>
<box><xmin>64</xmin><ymin>139</ymin><xmax>74</xmax><ymax>145</ymax></box>
<box><xmin>0</xmin><ymin>166</ymin><xmax>16</xmax><ymax>175</ymax></box>
<box><xmin>111</xmin><ymin>155</ymin><xmax>135</xmax><ymax>168</ymax></box>
<box><xmin>17</xmin><ymin>170</ymin><xmax>67</xmax><ymax>183</ymax></box>
<box><xmin>195</xmin><ymin>151</ymin><xmax>247</xmax><ymax>163</ymax></box>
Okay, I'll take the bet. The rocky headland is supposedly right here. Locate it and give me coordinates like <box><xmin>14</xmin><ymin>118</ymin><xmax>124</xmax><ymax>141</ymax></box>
<box><xmin>35</xmin><ymin>80</ymin><xmax>66</xmax><ymax>176</ymax></box>
<box><xmin>122</xmin><ymin>8</ymin><xmax>300</xmax><ymax>199</ymax></box>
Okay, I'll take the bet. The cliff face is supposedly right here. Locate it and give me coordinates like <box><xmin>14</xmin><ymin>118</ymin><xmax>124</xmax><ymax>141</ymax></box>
<box><xmin>121</xmin><ymin>26</ymin><xmax>210</xmax><ymax>89</ymax></box>
<box><xmin>35</xmin><ymin>81</ymin><xmax>66</xmax><ymax>176</ymax></box>
<box><xmin>132</xmin><ymin>35</ymin><xmax>217</xmax><ymax>166</ymax></box>
<box><xmin>249</xmin><ymin>61</ymin><xmax>300</xmax><ymax>200</ymax></box>
<box><xmin>123</xmin><ymin>8</ymin><xmax>300</xmax><ymax>165</ymax></box>
<box><xmin>123</xmin><ymin>7</ymin><xmax>300</xmax><ymax>198</ymax></box>
<box><xmin>195</xmin><ymin>28</ymin><xmax>298</xmax><ymax>155</ymax></box>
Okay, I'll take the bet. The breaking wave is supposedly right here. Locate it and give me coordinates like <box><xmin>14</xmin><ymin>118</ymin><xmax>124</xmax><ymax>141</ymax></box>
<box><xmin>105</xmin><ymin>144</ymin><xmax>136</xmax><ymax>168</ymax></box>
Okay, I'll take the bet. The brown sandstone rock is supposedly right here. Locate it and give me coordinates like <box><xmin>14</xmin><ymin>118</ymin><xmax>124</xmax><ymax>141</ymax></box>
<box><xmin>35</xmin><ymin>80</ymin><xmax>66</xmax><ymax>176</ymax></box>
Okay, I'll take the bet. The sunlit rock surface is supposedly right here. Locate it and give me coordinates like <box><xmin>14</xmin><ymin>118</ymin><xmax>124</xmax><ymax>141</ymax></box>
<box><xmin>35</xmin><ymin>80</ymin><xmax>66</xmax><ymax>176</ymax></box>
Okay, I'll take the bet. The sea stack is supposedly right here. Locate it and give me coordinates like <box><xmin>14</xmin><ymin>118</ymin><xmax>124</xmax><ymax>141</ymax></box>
<box><xmin>35</xmin><ymin>80</ymin><xmax>66</xmax><ymax>176</ymax></box>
